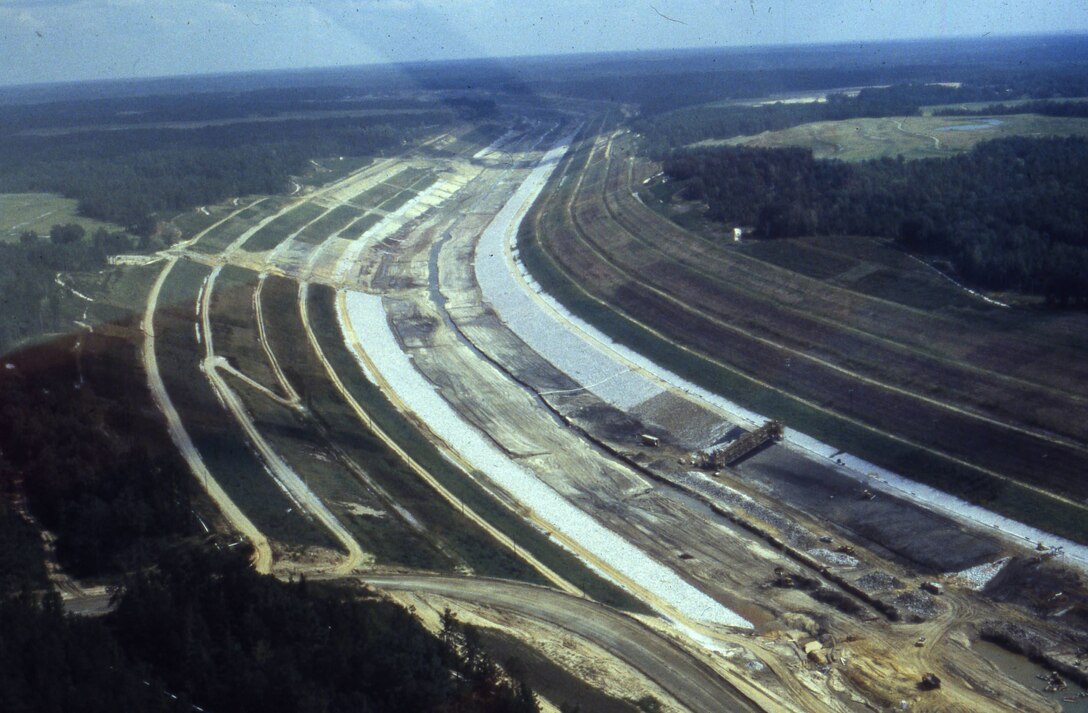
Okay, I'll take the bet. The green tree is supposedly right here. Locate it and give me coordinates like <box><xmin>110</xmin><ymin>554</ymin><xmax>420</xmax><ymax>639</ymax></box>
<box><xmin>49</xmin><ymin>223</ymin><xmax>85</xmax><ymax>245</ymax></box>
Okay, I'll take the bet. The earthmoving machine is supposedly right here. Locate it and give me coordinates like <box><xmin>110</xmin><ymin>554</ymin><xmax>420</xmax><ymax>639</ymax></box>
<box><xmin>699</xmin><ymin>420</ymin><xmax>784</xmax><ymax>470</ymax></box>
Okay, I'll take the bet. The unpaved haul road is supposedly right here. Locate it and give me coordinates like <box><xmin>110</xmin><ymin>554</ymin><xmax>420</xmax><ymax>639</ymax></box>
<box><xmin>143</xmin><ymin>256</ymin><xmax>274</xmax><ymax>574</ymax></box>
<box><xmin>362</xmin><ymin>574</ymin><xmax>765</xmax><ymax>713</ymax></box>
<box><xmin>200</xmin><ymin>265</ymin><xmax>367</xmax><ymax>575</ymax></box>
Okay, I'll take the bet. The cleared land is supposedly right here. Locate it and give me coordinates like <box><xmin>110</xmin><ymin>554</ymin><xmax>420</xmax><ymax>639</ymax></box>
<box><xmin>697</xmin><ymin>113</ymin><xmax>1088</xmax><ymax>160</ymax></box>
<box><xmin>152</xmin><ymin>259</ymin><xmax>335</xmax><ymax>551</ymax></box>
<box><xmin>0</xmin><ymin>192</ymin><xmax>126</xmax><ymax>241</ymax></box>
<box><xmin>57</xmin><ymin>101</ymin><xmax>1087</xmax><ymax>713</ymax></box>
<box><xmin>192</xmin><ymin>199</ymin><xmax>284</xmax><ymax>254</ymax></box>
<box><xmin>241</xmin><ymin>202</ymin><xmax>328</xmax><ymax>252</ymax></box>
<box><xmin>345</xmin><ymin>117</ymin><xmax>1085</xmax><ymax>711</ymax></box>
<box><xmin>524</xmin><ymin>122</ymin><xmax>1088</xmax><ymax>543</ymax></box>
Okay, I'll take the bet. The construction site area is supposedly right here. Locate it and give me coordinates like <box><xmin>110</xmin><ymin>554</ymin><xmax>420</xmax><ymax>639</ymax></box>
<box><xmin>40</xmin><ymin>93</ymin><xmax>1088</xmax><ymax>713</ymax></box>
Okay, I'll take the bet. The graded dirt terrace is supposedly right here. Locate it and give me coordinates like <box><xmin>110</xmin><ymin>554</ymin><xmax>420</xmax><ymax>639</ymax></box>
<box><xmin>54</xmin><ymin>101</ymin><xmax>1088</xmax><ymax>713</ymax></box>
<box><xmin>336</xmin><ymin>115</ymin><xmax>1086</xmax><ymax>710</ymax></box>
<box><xmin>524</xmin><ymin>119</ymin><xmax>1088</xmax><ymax>544</ymax></box>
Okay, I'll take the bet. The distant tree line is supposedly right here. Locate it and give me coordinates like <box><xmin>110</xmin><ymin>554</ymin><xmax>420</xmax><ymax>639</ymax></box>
<box><xmin>0</xmin><ymin>111</ymin><xmax>452</xmax><ymax>235</ymax></box>
<box><xmin>664</xmin><ymin>136</ymin><xmax>1088</xmax><ymax>303</ymax></box>
<box><xmin>633</xmin><ymin>83</ymin><xmax>1009</xmax><ymax>158</ymax></box>
<box><xmin>0</xmin><ymin>87</ymin><xmax>439</xmax><ymax>133</ymax></box>
<box><xmin>550</xmin><ymin>38</ymin><xmax>1088</xmax><ymax>117</ymax></box>
<box><xmin>935</xmin><ymin>99</ymin><xmax>1088</xmax><ymax>119</ymax></box>
<box><xmin>633</xmin><ymin>79</ymin><xmax>1088</xmax><ymax>158</ymax></box>
<box><xmin>0</xmin><ymin>548</ymin><xmax>540</xmax><ymax>713</ymax></box>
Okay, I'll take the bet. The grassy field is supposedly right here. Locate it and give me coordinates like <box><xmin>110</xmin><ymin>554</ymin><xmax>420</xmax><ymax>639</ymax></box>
<box><xmin>192</xmin><ymin>199</ymin><xmax>287</xmax><ymax>254</ymax></box>
<box><xmin>207</xmin><ymin>266</ymin><xmax>282</xmax><ymax>386</ymax></box>
<box><xmin>294</xmin><ymin>205</ymin><xmax>362</xmax><ymax>246</ymax></box>
<box><xmin>169</xmin><ymin>204</ymin><xmax>238</xmax><ymax>241</ymax></box>
<box><xmin>66</xmin><ymin>263</ymin><xmax>162</xmax><ymax>326</ymax></box>
<box><xmin>352</xmin><ymin>177</ymin><xmax>406</xmax><ymax>209</ymax></box>
<box><xmin>0</xmin><ymin>193</ymin><xmax>126</xmax><ymax>243</ymax></box>
<box><xmin>343</xmin><ymin>213</ymin><xmax>383</xmax><ymax>240</ymax></box>
<box><xmin>389</xmin><ymin>166</ymin><xmax>430</xmax><ymax>187</ymax></box>
<box><xmin>302</xmin><ymin>156</ymin><xmax>373</xmax><ymax>187</ymax></box>
<box><xmin>240</xmin><ymin>202</ymin><xmax>327</xmax><ymax>252</ymax></box>
<box><xmin>375</xmin><ymin>189</ymin><xmax>415</xmax><ymax>213</ymax></box>
<box><xmin>696</xmin><ymin>114</ymin><xmax>1088</xmax><ymax>161</ymax></box>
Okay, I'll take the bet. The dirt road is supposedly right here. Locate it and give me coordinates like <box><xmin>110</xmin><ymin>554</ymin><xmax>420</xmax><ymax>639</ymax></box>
<box><xmin>142</xmin><ymin>257</ymin><xmax>274</xmax><ymax>573</ymax></box>
<box><xmin>362</xmin><ymin>574</ymin><xmax>768</xmax><ymax>713</ymax></box>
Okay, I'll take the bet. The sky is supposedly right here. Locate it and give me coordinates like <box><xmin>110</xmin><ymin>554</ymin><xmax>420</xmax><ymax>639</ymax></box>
<box><xmin>1</xmin><ymin>0</ymin><xmax>1086</xmax><ymax>86</ymax></box>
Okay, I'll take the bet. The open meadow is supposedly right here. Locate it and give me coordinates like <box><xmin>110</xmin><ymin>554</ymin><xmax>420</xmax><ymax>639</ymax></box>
<box><xmin>700</xmin><ymin>113</ymin><xmax>1088</xmax><ymax>160</ymax></box>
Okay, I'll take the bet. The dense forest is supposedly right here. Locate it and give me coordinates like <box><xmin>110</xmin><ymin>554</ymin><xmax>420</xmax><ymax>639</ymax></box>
<box><xmin>0</xmin><ymin>331</ymin><xmax>542</xmax><ymax>712</ymax></box>
<box><xmin>0</xmin><ymin>548</ymin><xmax>539</xmax><ymax>713</ymax></box>
<box><xmin>935</xmin><ymin>99</ymin><xmax>1088</xmax><ymax>118</ymax></box>
<box><xmin>546</xmin><ymin>35</ymin><xmax>1088</xmax><ymax>115</ymax></box>
<box><xmin>0</xmin><ymin>233</ymin><xmax>119</xmax><ymax>352</ymax></box>
<box><xmin>0</xmin><ymin>500</ymin><xmax>48</xmax><ymax>594</ymax></box>
<box><xmin>0</xmin><ymin>87</ymin><xmax>441</xmax><ymax>133</ymax></box>
<box><xmin>0</xmin><ymin>112</ymin><xmax>449</xmax><ymax>234</ymax></box>
<box><xmin>633</xmin><ymin>79</ymin><xmax>1088</xmax><ymax>157</ymax></box>
<box><xmin>663</xmin><ymin>136</ymin><xmax>1088</xmax><ymax>302</ymax></box>
<box><xmin>0</xmin><ymin>332</ymin><xmax>200</xmax><ymax>577</ymax></box>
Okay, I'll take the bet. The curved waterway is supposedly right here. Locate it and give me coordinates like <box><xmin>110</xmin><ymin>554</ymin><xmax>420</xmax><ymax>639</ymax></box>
<box><xmin>339</xmin><ymin>128</ymin><xmax>753</xmax><ymax>629</ymax></box>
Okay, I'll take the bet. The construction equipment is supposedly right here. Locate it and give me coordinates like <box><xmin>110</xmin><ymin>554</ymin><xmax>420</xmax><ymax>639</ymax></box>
<box><xmin>920</xmin><ymin>673</ymin><xmax>942</xmax><ymax>690</ymax></box>
<box><xmin>773</xmin><ymin>566</ymin><xmax>795</xmax><ymax>588</ymax></box>
<box><xmin>699</xmin><ymin>420</ymin><xmax>784</xmax><ymax>470</ymax></box>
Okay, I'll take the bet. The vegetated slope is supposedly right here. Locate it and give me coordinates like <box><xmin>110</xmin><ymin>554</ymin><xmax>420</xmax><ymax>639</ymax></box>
<box><xmin>153</xmin><ymin>260</ymin><xmax>334</xmax><ymax>550</ymax></box>
<box><xmin>0</xmin><ymin>235</ymin><xmax>112</xmax><ymax>352</ymax></box>
<box><xmin>262</xmin><ymin>277</ymin><xmax>541</xmax><ymax>579</ymax></box>
<box><xmin>0</xmin><ymin>548</ymin><xmax>540</xmax><ymax>713</ymax></box>
<box><xmin>664</xmin><ymin>137</ymin><xmax>1088</xmax><ymax>302</ymax></box>
<box><xmin>521</xmin><ymin>122</ymin><xmax>1088</xmax><ymax>542</ymax></box>
<box><xmin>0</xmin><ymin>330</ymin><xmax>200</xmax><ymax>577</ymax></box>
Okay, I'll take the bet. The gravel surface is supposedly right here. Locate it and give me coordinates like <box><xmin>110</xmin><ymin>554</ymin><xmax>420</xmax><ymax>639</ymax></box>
<box><xmin>341</xmin><ymin>289</ymin><xmax>752</xmax><ymax>628</ymax></box>
<box><xmin>892</xmin><ymin>590</ymin><xmax>938</xmax><ymax>621</ymax></box>
<box><xmin>807</xmin><ymin>548</ymin><xmax>860</xmax><ymax>568</ymax></box>
<box><xmin>475</xmin><ymin>135</ymin><xmax>664</xmax><ymax>411</ymax></box>
<box><xmin>953</xmin><ymin>557</ymin><xmax>1011</xmax><ymax>590</ymax></box>
<box><xmin>485</xmin><ymin>142</ymin><xmax>1088</xmax><ymax>573</ymax></box>
<box><xmin>854</xmin><ymin>572</ymin><xmax>904</xmax><ymax>593</ymax></box>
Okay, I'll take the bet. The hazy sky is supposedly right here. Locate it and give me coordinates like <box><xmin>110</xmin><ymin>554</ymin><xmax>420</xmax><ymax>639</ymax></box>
<box><xmin>1</xmin><ymin>0</ymin><xmax>1085</xmax><ymax>86</ymax></box>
